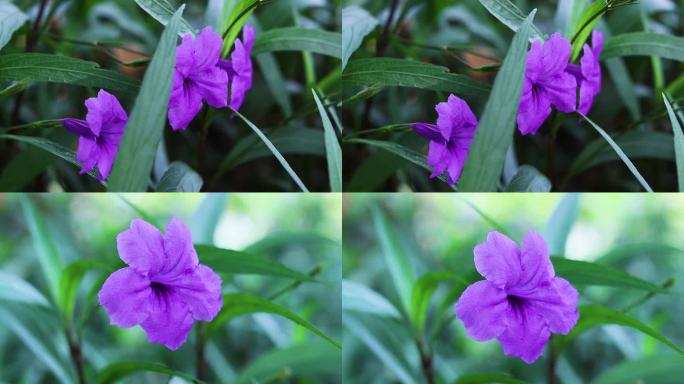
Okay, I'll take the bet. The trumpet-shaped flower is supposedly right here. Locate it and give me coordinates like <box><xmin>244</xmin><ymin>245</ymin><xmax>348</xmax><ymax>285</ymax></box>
<box><xmin>566</xmin><ymin>31</ymin><xmax>604</xmax><ymax>115</ymax></box>
<box><xmin>98</xmin><ymin>218</ymin><xmax>223</xmax><ymax>350</ymax></box>
<box><xmin>455</xmin><ymin>231</ymin><xmax>579</xmax><ymax>363</ymax></box>
<box><xmin>62</xmin><ymin>89</ymin><xmax>127</xmax><ymax>181</ymax></box>
<box><xmin>217</xmin><ymin>25</ymin><xmax>255</xmax><ymax>111</ymax></box>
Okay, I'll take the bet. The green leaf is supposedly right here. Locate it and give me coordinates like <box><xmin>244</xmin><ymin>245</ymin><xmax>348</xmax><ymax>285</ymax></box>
<box><xmin>0</xmin><ymin>80</ymin><xmax>29</xmax><ymax>96</ymax></box>
<box><xmin>505</xmin><ymin>165</ymin><xmax>551</xmax><ymax>192</ymax></box>
<box><xmin>156</xmin><ymin>161</ymin><xmax>203</xmax><ymax>192</ymax></box>
<box><xmin>96</xmin><ymin>361</ymin><xmax>205</xmax><ymax>384</ymax></box>
<box><xmin>312</xmin><ymin>90</ymin><xmax>342</xmax><ymax>192</ymax></box>
<box><xmin>195</xmin><ymin>244</ymin><xmax>317</xmax><ymax>282</ymax></box>
<box><xmin>454</xmin><ymin>373</ymin><xmax>527</xmax><ymax>384</ymax></box>
<box><xmin>252</xmin><ymin>27</ymin><xmax>342</xmax><ymax>58</ymax></box>
<box><xmin>0</xmin><ymin>1</ymin><xmax>28</xmax><ymax>51</ymax></box>
<box><xmin>569</xmin><ymin>0</ymin><xmax>605</xmax><ymax>61</ymax></box>
<box><xmin>0</xmin><ymin>271</ymin><xmax>50</xmax><ymax>306</ymax></box>
<box><xmin>410</xmin><ymin>272</ymin><xmax>467</xmax><ymax>333</ymax></box>
<box><xmin>0</xmin><ymin>134</ymin><xmax>103</xmax><ymax>182</ymax></box>
<box><xmin>342</xmin><ymin>280</ymin><xmax>402</xmax><ymax>318</ymax></box>
<box><xmin>663</xmin><ymin>93</ymin><xmax>684</xmax><ymax>191</ymax></box>
<box><xmin>569</xmin><ymin>130</ymin><xmax>674</xmax><ymax>175</ymax></box>
<box><xmin>108</xmin><ymin>6</ymin><xmax>183</xmax><ymax>191</ymax></box>
<box><xmin>605</xmin><ymin>55</ymin><xmax>641</xmax><ymax>121</ymax></box>
<box><xmin>552</xmin><ymin>257</ymin><xmax>668</xmax><ymax>292</ymax></box>
<box><xmin>0</xmin><ymin>145</ymin><xmax>52</xmax><ymax>191</ymax></box>
<box><xmin>459</xmin><ymin>10</ymin><xmax>536</xmax><ymax>191</ymax></box>
<box><xmin>562</xmin><ymin>305</ymin><xmax>684</xmax><ymax>355</ymax></box>
<box><xmin>220</xmin><ymin>0</ymin><xmax>253</xmax><ymax>56</ymax></box>
<box><xmin>579</xmin><ymin>113</ymin><xmax>653</xmax><ymax>192</ymax></box>
<box><xmin>341</xmin><ymin>6</ymin><xmax>378</xmax><ymax>70</ymax></box>
<box><xmin>372</xmin><ymin>205</ymin><xmax>415</xmax><ymax>315</ymax></box>
<box><xmin>133</xmin><ymin>0</ymin><xmax>194</xmax><ymax>36</ymax></box>
<box><xmin>19</xmin><ymin>196</ymin><xmax>64</xmax><ymax>301</ymax></box>
<box><xmin>477</xmin><ymin>0</ymin><xmax>544</xmax><ymax>39</ymax></box>
<box><xmin>460</xmin><ymin>197</ymin><xmax>516</xmax><ymax>239</ymax></box>
<box><xmin>190</xmin><ymin>194</ymin><xmax>228</xmax><ymax>245</ymax></box>
<box><xmin>590</xmin><ymin>353</ymin><xmax>684</xmax><ymax>384</ymax></box>
<box><xmin>0</xmin><ymin>54</ymin><xmax>139</xmax><ymax>93</ymax></box>
<box><xmin>544</xmin><ymin>194</ymin><xmax>581</xmax><ymax>256</ymax></box>
<box><xmin>232</xmin><ymin>109</ymin><xmax>309</xmax><ymax>192</ymax></box>
<box><xmin>206</xmin><ymin>293</ymin><xmax>340</xmax><ymax>348</ymax></box>
<box><xmin>342</xmin><ymin>58</ymin><xmax>490</xmax><ymax>98</ymax></box>
<box><xmin>235</xmin><ymin>341</ymin><xmax>340</xmax><ymax>384</ymax></box>
<box><xmin>602</xmin><ymin>32</ymin><xmax>684</xmax><ymax>62</ymax></box>
<box><xmin>58</xmin><ymin>260</ymin><xmax>108</xmax><ymax>323</ymax></box>
<box><xmin>597</xmin><ymin>243</ymin><xmax>684</xmax><ymax>265</ymax></box>
<box><xmin>252</xmin><ymin>20</ymin><xmax>292</xmax><ymax>117</ymax></box>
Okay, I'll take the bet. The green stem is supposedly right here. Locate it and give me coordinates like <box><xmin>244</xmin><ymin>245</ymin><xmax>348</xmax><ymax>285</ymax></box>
<box><xmin>196</xmin><ymin>323</ymin><xmax>206</xmax><ymax>381</ymax></box>
<box><xmin>548</xmin><ymin>336</ymin><xmax>557</xmax><ymax>384</ymax></box>
<box><xmin>65</xmin><ymin>325</ymin><xmax>86</xmax><ymax>384</ymax></box>
<box><xmin>622</xmin><ymin>278</ymin><xmax>675</xmax><ymax>312</ymax></box>
<box><xmin>268</xmin><ymin>266</ymin><xmax>322</xmax><ymax>301</ymax></box>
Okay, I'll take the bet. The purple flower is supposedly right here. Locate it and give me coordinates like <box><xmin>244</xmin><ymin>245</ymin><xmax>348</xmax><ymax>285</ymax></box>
<box><xmin>566</xmin><ymin>31</ymin><xmax>604</xmax><ymax>115</ymax></box>
<box><xmin>62</xmin><ymin>90</ymin><xmax>127</xmax><ymax>181</ymax></box>
<box><xmin>517</xmin><ymin>33</ymin><xmax>577</xmax><ymax>136</ymax></box>
<box><xmin>455</xmin><ymin>231</ymin><xmax>578</xmax><ymax>364</ymax></box>
<box><xmin>218</xmin><ymin>25</ymin><xmax>255</xmax><ymax>111</ymax></box>
<box><xmin>412</xmin><ymin>94</ymin><xmax>478</xmax><ymax>185</ymax></box>
<box><xmin>168</xmin><ymin>26</ymin><xmax>229</xmax><ymax>131</ymax></box>
<box><xmin>98</xmin><ymin>218</ymin><xmax>223</xmax><ymax>350</ymax></box>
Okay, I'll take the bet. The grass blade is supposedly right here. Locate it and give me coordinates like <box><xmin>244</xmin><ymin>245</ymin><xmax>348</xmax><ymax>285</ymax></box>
<box><xmin>252</xmin><ymin>27</ymin><xmax>342</xmax><ymax>58</ymax></box>
<box><xmin>478</xmin><ymin>0</ymin><xmax>544</xmax><ymax>38</ymax></box>
<box><xmin>133</xmin><ymin>0</ymin><xmax>194</xmax><ymax>36</ymax></box>
<box><xmin>312</xmin><ymin>89</ymin><xmax>342</xmax><ymax>192</ymax></box>
<box><xmin>602</xmin><ymin>32</ymin><xmax>684</xmax><ymax>62</ymax></box>
<box><xmin>552</xmin><ymin>257</ymin><xmax>669</xmax><ymax>292</ymax></box>
<box><xmin>662</xmin><ymin>93</ymin><xmax>684</xmax><ymax>191</ymax></box>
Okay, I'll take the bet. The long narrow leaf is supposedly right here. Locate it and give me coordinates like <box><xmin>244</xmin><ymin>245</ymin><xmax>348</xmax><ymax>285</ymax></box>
<box><xmin>97</xmin><ymin>361</ymin><xmax>205</xmax><ymax>384</ymax></box>
<box><xmin>478</xmin><ymin>0</ymin><xmax>544</xmax><ymax>38</ymax></box>
<box><xmin>0</xmin><ymin>1</ymin><xmax>28</xmax><ymax>50</ymax></box>
<box><xmin>253</xmin><ymin>27</ymin><xmax>342</xmax><ymax>58</ymax></box>
<box><xmin>341</xmin><ymin>6</ymin><xmax>378</xmax><ymax>69</ymax></box>
<box><xmin>552</xmin><ymin>257</ymin><xmax>669</xmax><ymax>292</ymax></box>
<box><xmin>602</xmin><ymin>32</ymin><xmax>684</xmax><ymax>62</ymax></box>
<box><xmin>663</xmin><ymin>93</ymin><xmax>684</xmax><ymax>191</ymax></box>
<box><xmin>312</xmin><ymin>90</ymin><xmax>342</xmax><ymax>192</ymax></box>
<box><xmin>133</xmin><ymin>0</ymin><xmax>194</xmax><ymax>36</ymax></box>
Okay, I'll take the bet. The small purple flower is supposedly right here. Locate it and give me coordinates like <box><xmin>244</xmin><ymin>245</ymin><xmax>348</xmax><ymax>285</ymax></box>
<box><xmin>412</xmin><ymin>94</ymin><xmax>478</xmax><ymax>185</ymax></box>
<box><xmin>62</xmin><ymin>89</ymin><xmax>127</xmax><ymax>181</ymax></box>
<box><xmin>218</xmin><ymin>25</ymin><xmax>255</xmax><ymax>111</ymax></box>
<box><xmin>517</xmin><ymin>33</ymin><xmax>577</xmax><ymax>136</ymax></box>
<box><xmin>98</xmin><ymin>218</ymin><xmax>223</xmax><ymax>350</ymax></box>
<box><xmin>455</xmin><ymin>231</ymin><xmax>578</xmax><ymax>364</ymax></box>
<box><xmin>168</xmin><ymin>26</ymin><xmax>229</xmax><ymax>131</ymax></box>
<box><xmin>566</xmin><ymin>31</ymin><xmax>604</xmax><ymax>115</ymax></box>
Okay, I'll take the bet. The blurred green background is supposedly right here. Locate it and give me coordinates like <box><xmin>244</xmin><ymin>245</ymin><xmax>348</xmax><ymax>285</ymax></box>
<box><xmin>343</xmin><ymin>193</ymin><xmax>684</xmax><ymax>383</ymax></box>
<box><xmin>0</xmin><ymin>193</ymin><xmax>341</xmax><ymax>383</ymax></box>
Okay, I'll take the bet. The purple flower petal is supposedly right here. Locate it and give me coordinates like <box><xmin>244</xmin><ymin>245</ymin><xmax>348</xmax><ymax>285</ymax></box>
<box><xmin>446</xmin><ymin>143</ymin><xmax>470</xmax><ymax>185</ymax></box>
<box><xmin>168</xmin><ymin>71</ymin><xmax>204</xmax><ymax>131</ymax></box>
<box><xmin>140</xmin><ymin>289</ymin><xmax>194</xmax><ymax>350</ymax></box>
<box><xmin>515</xmin><ymin>230</ymin><xmax>555</xmax><ymax>289</ymax></box>
<box><xmin>412</xmin><ymin>123</ymin><xmax>442</xmax><ymax>142</ymax></box>
<box><xmin>95</xmin><ymin>139</ymin><xmax>120</xmax><ymax>181</ymax></box>
<box><xmin>193</xmin><ymin>27</ymin><xmax>224</xmax><ymax>71</ymax></box>
<box><xmin>159</xmin><ymin>218</ymin><xmax>199</xmax><ymax>277</ymax></box>
<box><xmin>170</xmin><ymin>265</ymin><xmax>223</xmax><ymax>321</ymax></box>
<box><xmin>426</xmin><ymin>140</ymin><xmax>449</xmax><ymax>179</ymax></box>
<box><xmin>473</xmin><ymin>231</ymin><xmax>521</xmax><ymax>288</ymax></box>
<box><xmin>577</xmin><ymin>31</ymin><xmax>603</xmax><ymax>114</ymax></box>
<box><xmin>63</xmin><ymin>118</ymin><xmax>94</xmax><ymax>139</ymax></box>
<box><xmin>517</xmin><ymin>80</ymin><xmax>552</xmax><ymax>136</ymax></box>
<box><xmin>497</xmin><ymin>304</ymin><xmax>551</xmax><ymax>364</ymax></box>
<box><xmin>76</xmin><ymin>136</ymin><xmax>99</xmax><ymax>175</ymax></box>
<box><xmin>538</xmin><ymin>33</ymin><xmax>572</xmax><ymax>80</ymax></box>
<box><xmin>229</xmin><ymin>26</ymin><xmax>255</xmax><ymax>111</ymax></box>
<box><xmin>190</xmin><ymin>66</ymin><xmax>229</xmax><ymax>108</ymax></box>
<box><xmin>455</xmin><ymin>280</ymin><xmax>509</xmax><ymax>341</ymax></box>
<box><xmin>523</xmin><ymin>277</ymin><xmax>579</xmax><ymax>334</ymax></box>
<box><xmin>116</xmin><ymin>218</ymin><xmax>165</xmax><ymax>275</ymax></box>
<box><xmin>98</xmin><ymin>267</ymin><xmax>151</xmax><ymax>327</ymax></box>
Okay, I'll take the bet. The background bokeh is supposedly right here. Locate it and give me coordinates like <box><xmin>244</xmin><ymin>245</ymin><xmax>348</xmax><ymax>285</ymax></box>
<box><xmin>0</xmin><ymin>193</ymin><xmax>341</xmax><ymax>383</ymax></box>
<box><xmin>343</xmin><ymin>193</ymin><xmax>684</xmax><ymax>383</ymax></box>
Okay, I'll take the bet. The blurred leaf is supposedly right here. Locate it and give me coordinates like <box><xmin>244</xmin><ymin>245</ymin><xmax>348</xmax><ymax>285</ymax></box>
<box><xmin>0</xmin><ymin>80</ymin><xmax>28</xmax><ymax>96</ymax></box>
<box><xmin>602</xmin><ymin>32</ymin><xmax>684</xmax><ymax>62</ymax></box>
<box><xmin>156</xmin><ymin>161</ymin><xmax>203</xmax><ymax>192</ymax></box>
<box><xmin>0</xmin><ymin>145</ymin><xmax>53</xmax><ymax>191</ymax></box>
<box><xmin>19</xmin><ymin>196</ymin><xmax>64</xmax><ymax>301</ymax></box>
<box><xmin>313</xmin><ymin>89</ymin><xmax>342</xmax><ymax>192</ymax></box>
<box><xmin>569</xmin><ymin>130</ymin><xmax>674</xmax><ymax>175</ymax></box>
<box><xmin>0</xmin><ymin>54</ymin><xmax>139</xmax><ymax>93</ymax></box>
<box><xmin>207</xmin><ymin>293</ymin><xmax>340</xmax><ymax>348</ymax></box>
<box><xmin>579</xmin><ymin>113</ymin><xmax>653</xmax><ymax>192</ymax></box>
<box><xmin>108</xmin><ymin>6</ymin><xmax>183</xmax><ymax>191</ymax></box>
<box><xmin>477</xmin><ymin>0</ymin><xmax>544</xmax><ymax>38</ymax></box>
<box><xmin>58</xmin><ymin>260</ymin><xmax>109</xmax><ymax>323</ymax></box>
<box><xmin>454</xmin><ymin>373</ymin><xmax>527</xmax><ymax>384</ymax></box>
<box><xmin>235</xmin><ymin>341</ymin><xmax>340</xmax><ymax>384</ymax></box>
<box><xmin>562</xmin><ymin>305</ymin><xmax>684</xmax><ymax>355</ymax></box>
<box><xmin>252</xmin><ymin>20</ymin><xmax>292</xmax><ymax>117</ymax></box>
<box><xmin>252</xmin><ymin>27</ymin><xmax>342</xmax><ymax>58</ymax></box>
<box><xmin>372</xmin><ymin>205</ymin><xmax>415</xmax><ymax>315</ymax></box>
<box><xmin>341</xmin><ymin>6</ymin><xmax>378</xmax><ymax>70</ymax></box>
<box><xmin>244</xmin><ymin>232</ymin><xmax>339</xmax><ymax>255</ymax></box>
<box><xmin>663</xmin><ymin>93</ymin><xmax>684</xmax><ymax>191</ymax></box>
<box><xmin>459</xmin><ymin>11</ymin><xmax>536</xmax><ymax>191</ymax></box>
<box><xmin>505</xmin><ymin>165</ymin><xmax>551</xmax><ymax>192</ymax></box>
<box><xmin>0</xmin><ymin>271</ymin><xmax>50</xmax><ymax>306</ymax></box>
<box><xmin>342</xmin><ymin>280</ymin><xmax>402</xmax><ymax>318</ymax></box>
<box><xmin>605</xmin><ymin>56</ymin><xmax>641</xmax><ymax>121</ymax></box>
<box><xmin>0</xmin><ymin>1</ymin><xmax>27</xmax><ymax>51</ymax></box>
<box><xmin>460</xmin><ymin>197</ymin><xmax>516</xmax><ymax>239</ymax></box>
<box><xmin>569</xmin><ymin>0</ymin><xmax>605</xmax><ymax>61</ymax></box>
<box><xmin>597</xmin><ymin>243</ymin><xmax>684</xmax><ymax>264</ymax></box>
<box><xmin>221</xmin><ymin>0</ymin><xmax>253</xmax><ymax>56</ymax></box>
<box><xmin>590</xmin><ymin>353</ymin><xmax>684</xmax><ymax>384</ymax></box>
<box><xmin>410</xmin><ymin>272</ymin><xmax>468</xmax><ymax>333</ymax></box>
<box><xmin>190</xmin><ymin>194</ymin><xmax>228</xmax><ymax>245</ymax></box>
<box><xmin>116</xmin><ymin>194</ymin><xmax>161</xmax><ymax>228</ymax></box>
<box><xmin>552</xmin><ymin>257</ymin><xmax>669</xmax><ymax>292</ymax></box>
<box><xmin>97</xmin><ymin>361</ymin><xmax>205</xmax><ymax>384</ymax></box>
<box><xmin>133</xmin><ymin>0</ymin><xmax>194</xmax><ymax>36</ymax></box>
<box><xmin>196</xmin><ymin>244</ymin><xmax>317</xmax><ymax>282</ymax></box>
<box><xmin>232</xmin><ymin>109</ymin><xmax>309</xmax><ymax>192</ymax></box>
<box><xmin>544</xmin><ymin>194</ymin><xmax>580</xmax><ymax>256</ymax></box>
<box><xmin>342</xmin><ymin>58</ymin><xmax>490</xmax><ymax>98</ymax></box>
<box><xmin>343</xmin><ymin>312</ymin><xmax>417</xmax><ymax>383</ymax></box>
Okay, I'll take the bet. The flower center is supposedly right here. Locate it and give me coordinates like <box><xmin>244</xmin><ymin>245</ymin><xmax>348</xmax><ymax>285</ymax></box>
<box><xmin>507</xmin><ymin>294</ymin><xmax>526</xmax><ymax>310</ymax></box>
<box><xmin>150</xmin><ymin>281</ymin><xmax>171</xmax><ymax>296</ymax></box>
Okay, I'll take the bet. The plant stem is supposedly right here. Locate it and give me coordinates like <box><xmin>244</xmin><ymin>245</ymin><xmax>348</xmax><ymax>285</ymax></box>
<box><xmin>548</xmin><ymin>336</ymin><xmax>557</xmax><ymax>384</ymax></box>
<box><xmin>416</xmin><ymin>338</ymin><xmax>435</xmax><ymax>384</ymax></box>
<box><xmin>268</xmin><ymin>266</ymin><xmax>322</xmax><ymax>300</ymax></box>
<box><xmin>65</xmin><ymin>326</ymin><xmax>86</xmax><ymax>384</ymax></box>
<box><xmin>377</xmin><ymin>0</ymin><xmax>400</xmax><ymax>57</ymax></box>
<box><xmin>196</xmin><ymin>323</ymin><xmax>206</xmax><ymax>380</ymax></box>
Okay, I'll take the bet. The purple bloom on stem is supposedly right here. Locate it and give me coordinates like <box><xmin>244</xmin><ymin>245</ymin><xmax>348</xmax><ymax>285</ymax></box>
<box><xmin>517</xmin><ymin>33</ymin><xmax>577</xmax><ymax>136</ymax></box>
<box><xmin>412</xmin><ymin>94</ymin><xmax>478</xmax><ymax>185</ymax></box>
<box><xmin>218</xmin><ymin>26</ymin><xmax>255</xmax><ymax>111</ymax></box>
<box><xmin>98</xmin><ymin>218</ymin><xmax>223</xmax><ymax>350</ymax></box>
<box><xmin>62</xmin><ymin>89</ymin><xmax>127</xmax><ymax>181</ymax></box>
<box><xmin>566</xmin><ymin>31</ymin><xmax>604</xmax><ymax>115</ymax></box>
<box><xmin>168</xmin><ymin>26</ymin><xmax>228</xmax><ymax>131</ymax></box>
<box><xmin>455</xmin><ymin>231</ymin><xmax>578</xmax><ymax>364</ymax></box>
